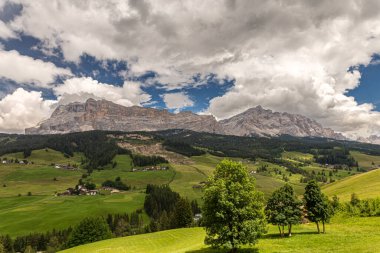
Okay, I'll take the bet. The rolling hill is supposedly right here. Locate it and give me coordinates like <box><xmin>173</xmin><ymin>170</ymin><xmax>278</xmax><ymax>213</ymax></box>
<box><xmin>322</xmin><ymin>168</ymin><xmax>380</xmax><ymax>201</ymax></box>
<box><xmin>60</xmin><ymin>217</ymin><xmax>380</xmax><ymax>253</ymax></box>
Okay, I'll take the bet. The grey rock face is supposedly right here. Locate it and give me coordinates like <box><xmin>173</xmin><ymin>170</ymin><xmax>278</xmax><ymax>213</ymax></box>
<box><xmin>26</xmin><ymin>99</ymin><xmax>345</xmax><ymax>140</ymax></box>
<box><xmin>25</xmin><ymin>98</ymin><xmax>222</xmax><ymax>134</ymax></box>
<box><xmin>219</xmin><ymin>106</ymin><xmax>346</xmax><ymax>139</ymax></box>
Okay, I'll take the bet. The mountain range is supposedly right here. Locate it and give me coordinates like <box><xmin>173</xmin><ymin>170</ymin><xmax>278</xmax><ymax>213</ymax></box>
<box><xmin>25</xmin><ymin>98</ymin><xmax>346</xmax><ymax>140</ymax></box>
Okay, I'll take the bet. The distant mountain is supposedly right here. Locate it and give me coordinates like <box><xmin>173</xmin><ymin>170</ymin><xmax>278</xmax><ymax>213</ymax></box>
<box><xmin>221</xmin><ymin>106</ymin><xmax>346</xmax><ymax>140</ymax></box>
<box><xmin>25</xmin><ymin>98</ymin><xmax>222</xmax><ymax>135</ymax></box>
<box><xmin>357</xmin><ymin>135</ymin><xmax>380</xmax><ymax>145</ymax></box>
<box><xmin>26</xmin><ymin>99</ymin><xmax>345</xmax><ymax>140</ymax></box>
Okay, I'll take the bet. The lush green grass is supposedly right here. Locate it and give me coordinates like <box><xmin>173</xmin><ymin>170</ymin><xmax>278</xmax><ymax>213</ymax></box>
<box><xmin>282</xmin><ymin>151</ymin><xmax>314</xmax><ymax>163</ymax></box>
<box><xmin>60</xmin><ymin>216</ymin><xmax>380</xmax><ymax>253</ymax></box>
<box><xmin>0</xmin><ymin>149</ymin><xmax>85</xmax><ymax>197</ymax></box>
<box><xmin>90</xmin><ymin>168</ymin><xmax>175</xmax><ymax>190</ymax></box>
<box><xmin>322</xmin><ymin>168</ymin><xmax>380</xmax><ymax>201</ymax></box>
<box><xmin>351</xmin><ymin>151</ymin><xmax>380</xmax><ymax>170</ymax></box>
<box><xmin>1</xmin><ymin>148</ymin><xmax>83</xmax><ymax>165</ymax></box>
<box><xmin>0</xmin><ymin>192</ymin><xmax>145</xmax><ymax>237</ymax></box>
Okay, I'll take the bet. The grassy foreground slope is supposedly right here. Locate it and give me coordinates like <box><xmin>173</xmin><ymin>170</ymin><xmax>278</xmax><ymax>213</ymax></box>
<box><xmin>322</xmin><ymin>168</ymin><xmax>380</xmax><ymax>201</ymax></box>
<box><xmin>60</xmin><ymin>217</ymin><xmax>380</xmax><ymax>253</ymax></box>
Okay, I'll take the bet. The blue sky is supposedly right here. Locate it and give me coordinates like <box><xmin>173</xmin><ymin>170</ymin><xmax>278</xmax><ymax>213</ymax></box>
<box><xmin>0</xmin><ymin>33</ymin><xmax>234</xmax><ymax>113</ymax></box>
<box><xmin>347</xmin><ymin>55</ymin><xmax>380</xmax><ymax>111</ymax></box>
<box><xmin>1</xmin><ymin>1</ymin><xmax>380</xmax><ymax>137</ymax></box>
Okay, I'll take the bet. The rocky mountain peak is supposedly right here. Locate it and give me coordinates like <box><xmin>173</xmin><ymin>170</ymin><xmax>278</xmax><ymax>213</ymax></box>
<box><xmin>25</xmin><ymin>99</ymin><xmax>345</xmax><ymax>140</ymax></box>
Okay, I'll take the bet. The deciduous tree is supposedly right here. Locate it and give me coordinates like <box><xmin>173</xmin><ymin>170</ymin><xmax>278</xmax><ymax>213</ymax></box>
<box><xmin>304</xmin><ymin>180</ymin><xmax>332</xmax><ymax>233</ymax></box>
<box><xmin>203</xmin><ymin>160</ymin><xmax>266</xmax><ymax>253</ymax></box>
<box><xmin>265</xmin><ymin>184</ymin><xmax>302</xmax><ymax>237</ymax></box>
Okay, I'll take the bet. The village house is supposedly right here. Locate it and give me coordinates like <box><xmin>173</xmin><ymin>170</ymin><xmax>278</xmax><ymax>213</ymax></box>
<box><xmin>132</xmin><ymin>166</ymin><xmax>168</xmax><ymax>172</ymax></box>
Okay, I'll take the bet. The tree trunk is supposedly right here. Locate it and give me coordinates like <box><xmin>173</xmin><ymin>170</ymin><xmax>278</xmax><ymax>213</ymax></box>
<box><xmin>316</xmin><ymin>222</ymin><xmax>320</xmax><ymax>233</ymax></box>
<box><xmin>229</xmin><ymin>247</ymin><xmax>238</xmax><ymax>253</ymax></box>
<box><xmin>322</xmin><ymin>221</ymin><xmax>325</xmax><ymax>233</ymax></box>
<box><xmin>282</xmin><ymin>225</ymin><xmax>285</xmax><ymax>237</ymax></box>
<box><xmin>288</xmin><ymin>224</ymin><xmax>292</xmax><ymax>237</ymax></box>
<box><xmin>278</xmin><ymin>225</ymin><xmax>282</xmax><ymax>237</ymax></box>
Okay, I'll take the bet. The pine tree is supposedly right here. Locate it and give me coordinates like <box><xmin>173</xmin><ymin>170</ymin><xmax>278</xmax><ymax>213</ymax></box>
<box><xmin>171</xmin><ymin>198</ymin><xmax>193</xmax><ymax>228</ymax></box>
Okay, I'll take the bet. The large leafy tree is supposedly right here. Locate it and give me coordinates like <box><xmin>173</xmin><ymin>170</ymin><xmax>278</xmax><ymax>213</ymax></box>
<box><xmin>265</xmin><ymin>184</ymin><xmax>302</xmax><ymax>237</ymax></box>
<box><xmin>66</xmin><ymin>217</ymin><xmax>112</xmax><ymax>248</ymax></box>
<box><xmin>304</xmin><ymin>180</ymin><xmax>332</xmax><ymax>233</ymax></box>
<box><xmin>203</xmin><ymin>160</ymin><xmax>267</xmax><ymax>253</ymax></box>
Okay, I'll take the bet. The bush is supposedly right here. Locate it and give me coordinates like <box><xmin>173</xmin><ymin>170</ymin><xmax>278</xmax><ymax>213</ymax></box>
<box><xmin>66</xmin><ymin>217</ymin><xmax>112</xmax><ymax>248</ymax></box>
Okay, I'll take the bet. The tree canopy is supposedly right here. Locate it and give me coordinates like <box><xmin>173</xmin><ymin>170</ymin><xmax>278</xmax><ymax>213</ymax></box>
<box><xmin>304</xmin><ymin>180</ymin><xmax>332</xmax><ymax>233</ymax></box>
<box><xmin>66</xmin><ymin>217</ymin><xmax>112</xmax><ymax>248</ymax></box>
<box><xmin>202</xmin><ymin>160</ymin><xmax>267</xmax><ymax>252</ymax></box>
<box><xmin>265</xmin><ymin>184</ymin><xmax>302</xmax><ymax>237</ymax></box>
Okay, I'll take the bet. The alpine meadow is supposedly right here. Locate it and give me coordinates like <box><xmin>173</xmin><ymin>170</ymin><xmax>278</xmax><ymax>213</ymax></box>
<box><xmin>1</xmin><ymin>1</ymin><xmax>380</xmax><ymax>253</ymax></box>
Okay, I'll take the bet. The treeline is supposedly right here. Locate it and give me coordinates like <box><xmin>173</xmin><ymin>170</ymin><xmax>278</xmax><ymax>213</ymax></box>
<box><xmin>314</xmin><ymin>148</ymin><xmax>358</xmax><ymax>167</ymax></box>
<box><xmin>0</xmin><ymin>228</ymin><xmax>72</xmax><ymax>253</ymax></box>
<box><xmin>0</xmin><ymin>131</ymin><xmax>131</xmax><ymax>170</ymax></box>
<box><xmin>154</xmin><ymin>129</ymin><xmax>380</xmax><ymax>161</ymax></box>
<box><xmin>131</xmin><ymin>154</ymin><xmax>168</xmax><ymax>167</ymax></box>
<box><xmin>338</xmin><ymin>194</ymin><xmax>380</xmax><ymax>217</ymax></box>
<box><xmin>162</xmin><ymin>140</ymin><xmax>205</xmax><ymax>157</ymax></box>
<box><xmin>0</xmin><ymin>211</ymin><xmax>145</xmax><ymax>252</ymax></box>
<box><xmin>144</xmin><ymin>184</ymin><xmax>200</xmax><ymax>232</ymax></box>
<box><xmin>102</xmin><ymin>177</ymin><xmax>130</xmax><ymax>191</ymax></box>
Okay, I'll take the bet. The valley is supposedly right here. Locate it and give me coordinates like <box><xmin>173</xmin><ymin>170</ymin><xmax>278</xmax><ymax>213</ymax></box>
<box><xmin>0</xmin><ymin>130</ymin><xmax>380</xmax><ymax>251</ymax></box>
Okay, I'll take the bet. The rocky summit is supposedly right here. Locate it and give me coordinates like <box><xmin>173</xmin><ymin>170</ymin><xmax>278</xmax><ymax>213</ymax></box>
<box><xmin>26</xmin><ymin>99</ymin><xmax>345</xmax><ymax>140</ymax></box>
<box><xmin>220</xmin><ymin>106</ymin><xmax>346</xmax><ymax>139</ymax></box>
<box><xmin>25</xmin><ymin>98</ymin><xmax>222</xmax><ymax>135</ymax></box>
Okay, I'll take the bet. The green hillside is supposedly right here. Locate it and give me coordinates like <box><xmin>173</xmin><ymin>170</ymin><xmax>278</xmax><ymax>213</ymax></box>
<box><xmin>323</xmin><ymin>168</ymin><xmax>380</xmax><ymax>201</ymax></box>
<box><xmin>351</xmin><ymin>151</ymin><xmax>380</xmax><ymax>170</ymax></box>
<box><xmin>0</xmin><ymin>193</ymin><xmax>146</xmax><ymax>237</ymax></box>
<box><xmin>60</xmin><ymin>217</ymin><xmax>380</xmax><ymax>253</ymax></box>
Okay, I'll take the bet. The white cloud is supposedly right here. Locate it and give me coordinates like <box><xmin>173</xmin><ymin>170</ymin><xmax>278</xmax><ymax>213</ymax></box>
<box><xmin>4</xmin><ymin>0</ymin><xmax>380</xmax><ymax>137</ymax></box>
<box><xmin>0</xmin><ymin>77</ymin><xmax>152</xmax><ymax>132</ymax></box>
<box><xmin>162</xmin><ymin>92</ymin><xmax>194</xmax><ymax>112</ymax></box>
<box><xmin>0</xmin><ymin>88</ymin><xmax>53</xmax><ymax>133</ymax></box>
<box><xmin>54</xmin><ymin>77</ymin><xmax>151</xmax><ymax>107</ymax></box>
<box><xmin>0</xmin><ymin>20</ymin><xmax>16</xmax><ymax>39</ymax></box>
<box><xmin>0</xmin><ymin>49</ymin><xmax>72</xmax><ymax>86</ymax></box>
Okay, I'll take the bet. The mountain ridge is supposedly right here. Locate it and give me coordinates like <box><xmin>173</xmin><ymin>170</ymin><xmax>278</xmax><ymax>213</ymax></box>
<box><xmin>26</xmin><ymin>98</ymin><xmax>345</xmax><ymax>140</ymax></box>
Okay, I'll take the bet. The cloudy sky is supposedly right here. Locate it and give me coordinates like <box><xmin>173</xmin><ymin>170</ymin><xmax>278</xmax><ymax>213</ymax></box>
<box><xmin>1</xmin><ymin>0</ymin><xmax>380</xmax><ymax>138</ymax></box>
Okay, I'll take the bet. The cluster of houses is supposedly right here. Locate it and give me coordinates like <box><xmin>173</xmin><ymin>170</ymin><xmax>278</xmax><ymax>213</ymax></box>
<box><xmin>53</xmin><ymin>163</ymin><xmax>78</xmax><ymax>170</ymax></box>
<box><xmin>132</xmin><ymin>166</ymin><xmax>168</xmax><ymax>172</ymax></box>
<box><xmin>1</xmin><ymin>158</ymin><xmax>29</xmax><ymax>164</ymax></box>
<box><xmin>57</xmin><ymin>185</ymin><xmax>121</xmax><ymax>196</ymax></box>
<box><xmin>57</xmin><ymin>185</ymin><xmax>98</xmax><ymax>196</ymax></box>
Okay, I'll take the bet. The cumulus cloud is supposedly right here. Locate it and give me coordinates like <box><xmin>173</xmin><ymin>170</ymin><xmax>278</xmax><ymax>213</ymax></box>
<box><xmin>0</xmin><ymin>49</ymin><xmax>72</xmax><ymax>86</ymax></box>
<box><xmin>0</xmin><ymin>77</ymin><xmax>152</xmax><ymax>132</ymax></box>
<box><xmin>0</xmin><ymin>88</ymin><xmax>53</xmax><ymax>133</ymax></box>
<box><xmin>4</xmin><ymin>0</ymin><xmax>380</xmax><ymax>137</ymax></box>
<box><xmin>0</xmin><ymin>20</ymin><xmax>15</xmax><ymax>38</ymax></box>
<box><xmin>162</xmin><ymin>92</ymin><xmax>194</xmax><ymax>112</ymax></box>
<box><xmin>54</xmin><ymin>77</ymin><xmax>151</xmax><ymax>107</ymax></box>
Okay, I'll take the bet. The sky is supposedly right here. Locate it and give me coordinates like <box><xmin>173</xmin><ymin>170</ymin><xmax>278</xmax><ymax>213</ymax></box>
<box><xmin>1</xmin><ymin>1</ymin><xmax>380</xmax><ymax>138</ymax></box>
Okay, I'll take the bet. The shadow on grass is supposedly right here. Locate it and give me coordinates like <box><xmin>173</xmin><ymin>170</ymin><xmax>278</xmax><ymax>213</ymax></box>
<box><xmin>260</xmin><ymin>231</ymin><xmax>320</xmax><ymax>239</ymax></box>
<box><xmin>186</xmin><ymin>248</ymin><xmax>259</xmax><ymax>253</ymax></box>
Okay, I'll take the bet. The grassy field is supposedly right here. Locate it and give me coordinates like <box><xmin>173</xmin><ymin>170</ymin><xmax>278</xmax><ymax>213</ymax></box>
<box><xmin>351</xmin><ymin>151</ymin><xmax>380</xmax><ymax>170</ymax></box>
<box><xmin>0</xmin><ymin>192</ymin><xmax>146</xmax><ymax>237</ymax></box>
<box><xmin>0</xmin><ymin>149</ymin><xmax>84</xmax><ymax>197</ymax></box>
<box><xmin>322</xmin><ymin>168</ymin><xmax>380</xmax><ymax>201</ymax></box>
<box><xmin>60</xmin><ymin>216</ymin><xmax>380</xmax><ymax>253</ymax></box>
